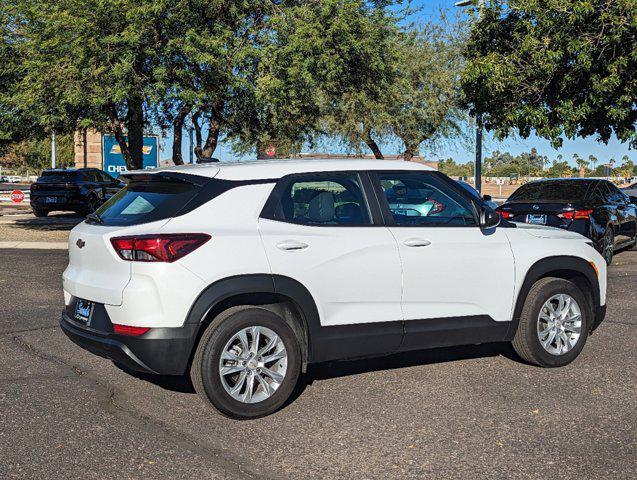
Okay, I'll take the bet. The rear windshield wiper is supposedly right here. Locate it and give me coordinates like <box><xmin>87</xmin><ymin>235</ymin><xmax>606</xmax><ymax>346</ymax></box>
<box><xmin>86</xmin><ymin>212</ymin><xmax>103</xmax><ymax>224</ymax></box>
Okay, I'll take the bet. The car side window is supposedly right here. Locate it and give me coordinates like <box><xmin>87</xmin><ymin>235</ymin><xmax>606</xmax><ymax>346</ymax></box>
<box><xmin>99</xmin><ymin>171</ymin><xmax>115</xmax><ymax>183</ymax></box>
<box><xmin>606</xmin><ymin>183</ymin><xmax>626</xmax><ymax>204</ymax></box>
<box><xmin>376</xmin><ymin>172</ymin><xmax>477</xmax><ymax>226</ymax></box>
<box><xmin>270</xmin><ymin>174</ymin><xmax>372</xmax><ymax>226</ymax></box>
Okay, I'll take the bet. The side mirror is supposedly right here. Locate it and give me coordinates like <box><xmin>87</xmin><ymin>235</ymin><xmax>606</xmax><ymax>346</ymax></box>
<box><xmin>482</xmin><ymin>194</ymin><xmax>492</xmax><ymax>202</ymax></box>
<box><xmin>480</xmin><ymin>206</ymin><xmax>501</xmax><ymax>229</ymax></box>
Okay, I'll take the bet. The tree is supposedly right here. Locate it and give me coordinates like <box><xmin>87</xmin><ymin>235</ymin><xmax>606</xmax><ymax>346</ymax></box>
<box><xmin>545</xmin><ymin>160</ymin><xmax>574</xmax><ymax>178</ymax></box>
<box><xmin>438</xmin><ymin>158</ymin><xmax>473</xmax><ymax>177</ymax></box>
<box><xmin>387</xmin><ymin>18</ymin><xmax>467</xmax><ymax>161</ymax></box>
<box><xmin>588</xmin><ymin>155</ymin><xmax>598</xmax><ymax>172</ymax></box>
<box><xmin>574</xmin><ymin>154</ymin><xmax>589</xmax><ymax>177</ymax></box>
<box><xmin>461</xmin><ymin>0</ymin><xmax>637</xmax><ymax>149</ymax></box>
<box><xmin>224</xmin><ymin>0</ymin><xmax>405</xmax><ymax>159</ymax></box>
<box><xmin>0</xmin><ymin>133</ymin><xmax>74</xmax><ymax>174</ymax></box>
<box><xmin>614</xmin><ymin>155</ymin><xmax>635</xmax><ymax>178</ymax></box>
<box><xmin>156</xmin><ymin>0</ymin><xmax>273</xmax><ymax>164</ymax></box>
<box><xmin>8</xmin><ymin>0</ymin><xmax>173</xmax><ymax>170</ymax></box>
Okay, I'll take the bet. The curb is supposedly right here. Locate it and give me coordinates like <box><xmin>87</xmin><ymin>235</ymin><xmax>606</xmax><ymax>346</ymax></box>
<box><xmin>0</xmin><ymin>241</ymin><xmax>68</xmax><ymax>250</ymax></box>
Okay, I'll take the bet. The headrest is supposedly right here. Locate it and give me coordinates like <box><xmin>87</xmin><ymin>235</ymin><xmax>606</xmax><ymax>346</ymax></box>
<box><xmin>307</xmin><ymin>191</ymin><xmax>335</xmax><ymax>223</ymax></box>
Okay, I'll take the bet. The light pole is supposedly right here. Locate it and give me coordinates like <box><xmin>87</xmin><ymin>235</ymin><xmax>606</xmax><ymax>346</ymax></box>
<box><xmin>51</xmin><ymin>130</ymin><xmax>57</xmax><ymax>169</ymax></box>
<box><xmin>456</xmin><ymin>0</ymin><xmax>485</xmax><ymax>193</ymax></box>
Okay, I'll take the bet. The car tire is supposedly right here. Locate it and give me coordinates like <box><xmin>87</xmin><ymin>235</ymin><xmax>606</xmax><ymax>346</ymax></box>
<box><xmin>190</xmin><ymin>306</ymin><xmax>302</xmax><ymax>419</ymax></box>
<box><xmin>598</xmin><ymin>227</ymin><xmax>615</xmax><ymax>265</ymax></box>
<box><xmin>512</xmin><ymin>277</ymin><xmax>590</xmax><ymax>368</ymax></box>
<box><xmin>32</xmin><ymin>208</ymin><xmax>48</xmax><ymax>217</ymax></box>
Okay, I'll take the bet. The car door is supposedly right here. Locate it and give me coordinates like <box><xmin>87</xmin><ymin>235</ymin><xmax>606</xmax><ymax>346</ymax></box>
<box><xmin>371</xmin><ymin>171</ymin><xmax>515</xmax><ymax>349</ymax></box>
<box><xmin>606</xmin><ymin>182</ymin><xmax>635</xmax><ymax>243</ymax></box>
<box><xmin>258</xmin><ymin>172</ymin><xmax>404</xmax><ymax>360</ymax></box>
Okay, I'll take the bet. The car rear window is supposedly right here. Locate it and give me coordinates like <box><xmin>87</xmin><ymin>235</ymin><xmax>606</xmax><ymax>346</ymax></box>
<box><xmin>508</xmin><ymin>180</ymin><xmax>594</xmax><ymax>203</ymax></box>
<box><xmin>39</xmin><ymin>171</ymin><xmax>79</xmax><ymax>183</ymax></box>
<box><xmin>93</xmin><ymin>178</ymin><xmax>200</xmax><ymax>226</ymax></box>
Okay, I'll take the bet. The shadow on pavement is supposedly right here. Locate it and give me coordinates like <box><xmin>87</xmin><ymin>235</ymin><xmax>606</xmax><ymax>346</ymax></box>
<box><xmin>113</xmin><ymin>362</ymin><xmax>197</xmax><ymax>394</ymax></box>
<box><xmin>8</xmin><ymin>213</ymin><xmax>83</xmax><ymax>231</ymax></box>
<box><xmin>113</xmin><ymin>342</ymin><xmax>520</xmax><ymax>400</ymax></box>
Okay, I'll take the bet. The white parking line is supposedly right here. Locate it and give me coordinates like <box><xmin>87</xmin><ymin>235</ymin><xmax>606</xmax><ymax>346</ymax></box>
<box><xmin>0</xmin><ymin>241</ymin><xmax>68</xmax><ymax>249</ymax></box>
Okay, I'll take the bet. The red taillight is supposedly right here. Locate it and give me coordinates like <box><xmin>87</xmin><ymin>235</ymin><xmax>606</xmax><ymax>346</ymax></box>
<box><xmin>558</xmin><ymin>209</ymin><xmax>593</xmax><ymax>220</ymax></box>
<box><xmin>113</xmin><ymin>324</ymin><xmax>150</xmax><ymax>336</ymax></box>
<box><xmin>498</xmin><ymin>210</ymin><xmax>514</xmax><ymax>219</ymax></box>
<box><xmin>110</xmin><ymin>234</ymin><xmax>211</xmax><ymax>262</ymax></box>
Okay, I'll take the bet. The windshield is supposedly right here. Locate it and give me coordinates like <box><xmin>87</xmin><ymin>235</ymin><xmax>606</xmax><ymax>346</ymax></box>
<box><xmin>508</xmin><ymin>180</ymin><xmax>594</xmax><ymax>203</ymax></box>
<box><xmin>93</xmin><ymin>179</ymin><xmax>200</xmax><ymax>226</ymax></box>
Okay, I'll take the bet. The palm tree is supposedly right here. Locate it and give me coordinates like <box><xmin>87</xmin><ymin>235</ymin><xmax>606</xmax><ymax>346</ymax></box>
<box><xmin>588</xmin><ymin>154</ymin><xmax>597</xmax><ymax>172</ymax></box>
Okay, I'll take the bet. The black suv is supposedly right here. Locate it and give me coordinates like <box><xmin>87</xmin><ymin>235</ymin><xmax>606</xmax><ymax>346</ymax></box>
<box><xmin>30</xmin><ymin>168</ymin><xmax>124</xmax><ymax>217</ymax></box>
<box><xmin>497</xmin><ymin>178</ymin><xmax>637</xmax><ymax>264</ymax></box>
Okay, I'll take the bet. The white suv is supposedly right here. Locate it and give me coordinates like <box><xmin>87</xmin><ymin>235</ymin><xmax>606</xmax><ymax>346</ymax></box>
<box><xmin>61</xmin><ymin>159</ymin><xmax>607</xmax><ymax>418</ymax></box>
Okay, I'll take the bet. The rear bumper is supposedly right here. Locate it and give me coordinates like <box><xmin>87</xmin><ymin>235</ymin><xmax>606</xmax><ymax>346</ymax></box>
<box><xmin>30</xmin><ymin>193</ymin><xmax>84</xmax><ymax>210</ymax></box>
<box><xmin>60</xmin><ymin>304</ymin><xmax>200</xmax><ymax>375</ymax></box>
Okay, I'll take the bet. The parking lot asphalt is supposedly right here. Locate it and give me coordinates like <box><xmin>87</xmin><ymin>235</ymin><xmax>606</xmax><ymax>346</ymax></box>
<box><xmin>0</xmin><ymin>247</ymin><xmax>635</xmax><ymax>479</ymax></box>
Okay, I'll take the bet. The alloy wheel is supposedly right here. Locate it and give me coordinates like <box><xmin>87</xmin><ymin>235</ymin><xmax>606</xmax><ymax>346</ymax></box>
<box><xmin>218</xmin><ymin>325</ymin><xmax>288</xmax><ymax>404</ymax></box>
<box><xmin>537</xmin><ymin>294</ymin><xmax>582</xmax><ymax>356</ymax></box>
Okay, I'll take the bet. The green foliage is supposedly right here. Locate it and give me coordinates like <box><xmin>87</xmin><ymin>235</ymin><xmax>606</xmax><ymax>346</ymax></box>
<box><xmin>483</xmin><ymin>148</ymin><xmax>547</xmax><ymax>177</ymax></box>
<box><xmin>462</xmin><ymin>0</ymin><xmax>637</xmax><ymax>148</ymax></box>
<box><xmin>544</xmin><ymin>160</ymin><xmax>574</xmax><ymax>178</ymax></box>
<box><xmin>387</xmin><ymin>17</ymin><xmax>467</xmax><ymax>160</ymax></box>
<box><xmin>0</xmin><ymin>133</ymin><xmax>74</xmax><ymax>174</ymax></box>
<box><xmin>438</xmin><ymin>158</ymin><xmax>473</xmax><ymax>177</ymax></box>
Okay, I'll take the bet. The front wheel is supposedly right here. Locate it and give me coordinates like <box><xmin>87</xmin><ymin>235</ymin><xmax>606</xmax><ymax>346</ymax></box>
<box><xmin>512</xmin><ymin>277</ymin><xmax>590</xmax><ymax>367</ymax></box>
<box><xmin>191</xmin><ymin>307</ymin><xmax>301</xmax><ymax>419</ymax></box>
<box><xmin>32</xmin><ymin>208</ymin><xmax>48</xmax><ymax>217</ymax></box>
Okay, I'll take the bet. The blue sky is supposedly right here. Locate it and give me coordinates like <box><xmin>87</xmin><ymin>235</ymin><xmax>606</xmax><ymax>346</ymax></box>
<box><xmin>165</xmin><ymin>0</ymin><xmax>634</xmax><ymax>167</ymax></box>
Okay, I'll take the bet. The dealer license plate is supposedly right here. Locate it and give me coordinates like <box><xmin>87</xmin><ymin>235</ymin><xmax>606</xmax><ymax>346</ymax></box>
<box><xmin>526</xmin><ymin>214</ymin><xmax>547</xmax><ymax>225</ymax></box>
<box><xmin>74</xmin><ymin>299</ymin><xmax>94</xmax><ymax>324</ymax></box>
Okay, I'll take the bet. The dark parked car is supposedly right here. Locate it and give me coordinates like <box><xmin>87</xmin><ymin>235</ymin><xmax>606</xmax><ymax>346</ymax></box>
<box><xmin>30</xmin><ymin>168</ymin><xmax>124</xmax><ymax>217</ymax></box>
<box><xmin>497</xmin><ymin>178</ymin><xmax>637</xmax><ymax>264</ymax></box>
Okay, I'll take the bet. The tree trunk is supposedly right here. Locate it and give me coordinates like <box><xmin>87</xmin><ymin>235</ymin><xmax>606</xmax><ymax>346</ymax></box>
<box><xmin>126</xmin><ymin>96</ymin><xmax>144</xmax><ymax>170</ymax></box>
<box><xmin>192</xmin><ymin>109</ymin><xmax>203</xmax><ymax>161</ymax></box>
<box><xmin>403</xmin><ymin>147</ymin><xmax>417</xmax><ymax>162</ymax></box>
<box><xmin>171</xmin><ymin>102</ymin><xmax>192</xmax><ymax>165</ymax></box>
<box><xmin>201</xmin><ymin>101</ymin><xmax>224</xmax><ymax>159</ymax></box>
<box><xmin>361</xmin><ymin>128</ymin><xmax>383</xmax><ymax>159</ymax></box>
<box><xmin>106</xmin><ymin>103</ymin><xmax>135</xmax><ymax>170</ymax></box>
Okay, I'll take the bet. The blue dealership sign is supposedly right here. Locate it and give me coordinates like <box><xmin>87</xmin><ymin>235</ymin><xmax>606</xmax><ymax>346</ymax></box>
<box><xmin>102</xmin><ymin>135</ymin><xmax>159</xmax><ymax>177</ymax></box>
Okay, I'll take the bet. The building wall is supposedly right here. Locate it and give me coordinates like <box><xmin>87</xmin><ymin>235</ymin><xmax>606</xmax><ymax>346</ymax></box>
<box><xmin>73</xmin><ymin>130</ymin><xmax>103</xmax><ymax>169</ymax></box>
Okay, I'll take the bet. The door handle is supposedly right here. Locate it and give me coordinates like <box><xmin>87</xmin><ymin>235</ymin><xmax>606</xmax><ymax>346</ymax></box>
<box><xmin>276</xmin><ymin>240</ymin><xmax>309</xmax><ymax>251</ymax></box>
<box><xmin>403</xmin><ymin>238</ymin><xmax>431</xmax><ymax>247</ymax></box>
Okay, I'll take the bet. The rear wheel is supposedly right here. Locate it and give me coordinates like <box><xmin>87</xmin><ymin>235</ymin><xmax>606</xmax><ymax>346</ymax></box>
<box><xmin>597</xmin><ymin>227</ymin><xmax>614</xmax><ymax>265</ymax></box>
<box><xmin>191</xmin><ymin>307</ymin><xmax>301</xmax><ymax>419</ymax></box>
<box><xmin>32</xmin><ymin>208</ymin><xmax>48</xmax><ymax>217</ymax></box>
<box><xmin>512</xmin><ymin>277</ymin><xmax>590</xmax><ymax>367</ymax></box>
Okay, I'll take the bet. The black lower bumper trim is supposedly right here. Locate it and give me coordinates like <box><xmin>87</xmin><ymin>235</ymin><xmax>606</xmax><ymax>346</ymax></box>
<box><xmin>60</xmin><ymin>312</ymin><xmax>200</xmax><ymax>375</ymax></box>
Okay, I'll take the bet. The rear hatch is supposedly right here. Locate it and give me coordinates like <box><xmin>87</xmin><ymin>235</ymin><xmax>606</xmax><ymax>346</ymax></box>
<box><xmin>31</xmin><ymin>171</ymin><xmax>80</xmax><ymax>201</ymax></box>
<box><xmin>498</xmin><ymin>180</ymin><xmax>596</xmax><ymax>228</ymax></box>
<box><xmin>63</xmin><ymin>172</ymin><xmax>210</xmax><ymax>305</ymax></box>
<box><xmin>497</xmin><ymin>202</ymin><xmax>589</xmax><ymax>228</ymax></box>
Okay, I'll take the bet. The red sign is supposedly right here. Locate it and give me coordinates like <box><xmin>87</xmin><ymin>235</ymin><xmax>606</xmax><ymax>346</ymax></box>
<box><xmin>265</xmin><ymin>145</ymin><xmax>276</xmax><ymax>157</ymax></box>
<box><xmin>10</xmin><ymin>190</ymin><xmax>25</xmax><ymax>203</ymax></box>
